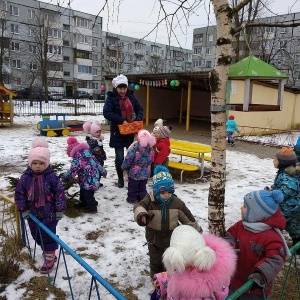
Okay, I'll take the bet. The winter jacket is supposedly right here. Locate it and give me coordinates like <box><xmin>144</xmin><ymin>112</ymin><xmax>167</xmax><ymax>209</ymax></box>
<box><xmin>294</xmin><ymin>137</ymin><xmax>300</xmax><ymax>162</ymax></box>
<box><xmin>155</xmin><ymin>233</ymin><xmax>237</xmax><ymax>300</ymax></box>
<box><xmin>224</xmin><ymin>209</ymin><xmax>287</xmax><ymax>297</ymax></box>
<box><xmin>121</xmin><ymin>142</ymin><xmax>154</xmax><ymax>180</ymax></box>
<box><xmin>271</xmin><ymin>164</ymin><xmax>300</xmax><ymax>238</ymax></box>
<box><xmin>15</xmin><ymin>166</ymin><xmax>66</xmax><ymax>221</ymax></box>
<box><xmin>103</xmin><ymin>88</ymin><xmax>143</xmax><ymax>148</ymax></box>
<box><xmin>134</xmin><ymin>192</ymin><xmax>202</xmax><ymax>246</ymax></box>
<box><xmin>85</xmin><ymin>136</ymin><xmax>107</xmax><ymax>164</ymax></box>
<box><xmin>226</xmin><ymin>120</ymin><xmax>239</xmax><ymax>133</ymax></box>
<box><xmin>64</xmin><ymin>143</ymin><xmax>107</xmax><ymax>191</ymax></box>
<box><xmin>154</xmin><ymin>137</ymin><xmax>170</xmax><ymax>165</ymax></box>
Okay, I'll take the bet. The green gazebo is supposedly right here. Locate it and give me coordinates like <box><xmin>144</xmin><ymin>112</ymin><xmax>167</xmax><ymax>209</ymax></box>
<box><xmin>228</xmin><ymin>55</ymin><xmax>289</xmax><ymax>111</ymax></box>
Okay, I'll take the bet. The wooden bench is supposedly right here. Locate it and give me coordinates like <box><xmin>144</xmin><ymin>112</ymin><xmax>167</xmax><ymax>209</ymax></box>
<box><xmin>168</xmin><ymin>160</ymin><xmax>199</xmax><ymax>183</ymax></box>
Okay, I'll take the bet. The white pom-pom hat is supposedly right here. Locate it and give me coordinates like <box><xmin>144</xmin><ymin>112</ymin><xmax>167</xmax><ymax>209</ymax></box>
<box><xmin>83</xmin><ymin>121</ymin><xmax>101</xmax><ymax>135</ymax></box>
<box><xmin>28</xmin><ymin>138</ymin><xmax>51</xmax><ymax>168</ymax></box>
<box><xmin>163</xmin><ymin>225</ymin><xmax>216</xmax><ymax>274</ymax></box>
<box><xmin>112</xmin><ymin>74</ymin><xmax>128</xmax><ymax>88</ymax></box>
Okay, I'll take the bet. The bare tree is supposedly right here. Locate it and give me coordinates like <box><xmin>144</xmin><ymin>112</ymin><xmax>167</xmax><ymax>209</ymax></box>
<box><xmin>0</xmin><ymin>11</ymin><xmax>10</xmax><ymax>85</ymax></box>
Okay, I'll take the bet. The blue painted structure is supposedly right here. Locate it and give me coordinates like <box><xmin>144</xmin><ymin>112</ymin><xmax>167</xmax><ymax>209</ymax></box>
<box><xmin>37</xmin><ymin>114</ymin><xmax>70</xmax><ymax>136</ymax></box>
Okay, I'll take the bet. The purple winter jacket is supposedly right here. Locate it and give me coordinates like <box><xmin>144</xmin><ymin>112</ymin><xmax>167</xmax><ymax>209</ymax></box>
<box><xmin>15</xmin><ymin>166</ymin><xmax>66</xmax><ymax>221</ymax></box>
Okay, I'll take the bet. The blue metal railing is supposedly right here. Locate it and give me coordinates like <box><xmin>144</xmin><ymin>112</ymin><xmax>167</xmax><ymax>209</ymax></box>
<box><xmin>22</xmin><ymin>213</ymin><xmax>126</xmax><ymax>300</ymax></box>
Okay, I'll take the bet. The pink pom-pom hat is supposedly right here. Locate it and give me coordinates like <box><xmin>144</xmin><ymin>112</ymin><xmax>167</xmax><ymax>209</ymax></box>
<box><xmin>28</xmin><ymin>138</ymin><xmax>51</xmax><ymax>168</ymax></box>
<box><xmin>82</xmin><ymin>121</ymin><xmax>101</xmax><ymax>136</ymax></box>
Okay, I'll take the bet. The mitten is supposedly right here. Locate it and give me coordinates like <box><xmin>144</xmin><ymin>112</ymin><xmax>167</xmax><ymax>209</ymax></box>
<box><xmin>137</xmin><ymin>213</ymin><xmax>154</xmax><ymax>226</ymax></box>
<box><xmin>56</xmin><ymin>212</ymin><xmax>64</xmax><ymax>221</ymax></box>
<box><xmin>249</xmin><ymin>273</ymin><xmax>265</xmax><ymax>290</ymax></box>
<box><xmin>21</xmin><ymin>210</ymin><xmax>30</xmax><ymax>220</ymax></box>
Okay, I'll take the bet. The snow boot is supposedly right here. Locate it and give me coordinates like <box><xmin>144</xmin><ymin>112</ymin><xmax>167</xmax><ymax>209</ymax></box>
<box><xmin>116</xmin><ymin>167</ymin><xmax>124</xmax><ymax>188</ymax></box>
<box><xmin>40</xmin><ymin>251</ymin><xmax>56</xmax><ymax>274</ymax></box>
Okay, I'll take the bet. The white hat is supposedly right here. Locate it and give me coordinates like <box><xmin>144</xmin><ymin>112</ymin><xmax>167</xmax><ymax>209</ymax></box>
<box><xmin>163</xmin><ymin>225</ymin><xmax>216</xmax><ymax>274</ymax></box>
<box><xmin>112</xmin><ymin>74</ymin><xmax>128</xmax><ymax>88</ymax></box>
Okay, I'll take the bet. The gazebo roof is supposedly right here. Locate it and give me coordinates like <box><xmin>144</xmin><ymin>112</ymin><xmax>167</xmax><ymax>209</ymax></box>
<box><xmin>229</xmin><ymin>55</ymin><xmax>288</xmax><ymax>79</ymax></box>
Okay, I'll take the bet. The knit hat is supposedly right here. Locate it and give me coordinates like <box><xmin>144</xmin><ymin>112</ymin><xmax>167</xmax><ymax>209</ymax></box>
<box><xmin>28</xmin><ymin>138</ymin><xmax>50</xmax><ymax>168</ymax></box>
<box><xmin>112</xmin><ymin>74</ymin><xmax>128</xmax><ymax>88</ymax></box>
<box><xmin>244</xmin><ymin>189</ymin><xmax>284</xmax><ymax>222</ymax></box>
<box><xmin>137</xmin><ymin>129</ymin><xmax>156</xmax><ymax>147</ymax></box>
<box><xmin>66</xmin><ymin>137</ymin><xmax>89</xmax><ymax>158</ymax></box>
<box><xmin>163</xmin><ymin>225</ymin><xmax>216</xmax><ymax>275</ymax></box>
<box><xmin>229</xmin><ymin>115</ymin><xmax>235</xmax><ymax>120</ymax></box>
<box><xmin>152</xmin><ymin>165</ymin><xmax>175</xmax><ymax>195</ymax></box>
<box><xmin>154</xmin><ymin>118</ymin><xmax>164</xmax><ymax>127</ymax></box>
<box><xmin>158</xmin><ymin>126</ymin><xmax>171</xmax><ymax>138</ymax></box>
<box><xmin>275</xmin><ymin>147</ymin><xmax>297</xmax><ymax>168</ymax></box>
<box><xmin>83</xmin><ymin>121</ymin><xmax>101</xmax><ymax>135</ymax></box>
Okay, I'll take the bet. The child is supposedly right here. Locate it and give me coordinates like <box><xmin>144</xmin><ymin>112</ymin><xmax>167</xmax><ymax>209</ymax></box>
<box><xmin>226</xmin><ymin>115</ymin><xmax>239</xmax><ymax>146</ymax></box>
<box><xmin>15</xmin><ymin>138</ymin><xmax>66</xmax><ymax>274</ymax></box>
<box><xmin>82</xmin><ymin>121</ymin><xmax>107</xmax><ymax>167</ymax></box>
<box><xmin>294</xmin><ymin>136</ymin><xmax>300</xmax><ymax>162</ymax></box>
<box><xmin>133</xmin><ymin>165</ymin><xmax>202</xmax><ymax>279</ymax></box>
<box><xmin>121</xmin><ymin>129</ymin><xmax>156</xmax><ymax>204</ymax></box>
<box><xmin>224</xmin><ymin>189</ymin><xmax>290</xmax><ymax>300</ymax></box>
<box><xmin>153</xmin><ymin>125</ymin><xmax>172</xmax><ymax>167</ymax></box>
<box><xmin>271</xmin><ymin>147</ymin><xmax>300</xmax><ymax>250</ymax></box>
<box><xmin>151</xmin><ymin>225</ymin><xmax>237</xmax><ymax>300</ymax></box>
<box><xmin>63</xmin><ymin>137</ymin><xmax>107</xmax><ymax>214</ymax></box>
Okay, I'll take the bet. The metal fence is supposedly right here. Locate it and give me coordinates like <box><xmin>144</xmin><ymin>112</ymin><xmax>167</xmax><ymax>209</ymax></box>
<box><xmin>13</xmin><ymin>98</ymin><xmax>105</xmax><ymax>116</ymax></box>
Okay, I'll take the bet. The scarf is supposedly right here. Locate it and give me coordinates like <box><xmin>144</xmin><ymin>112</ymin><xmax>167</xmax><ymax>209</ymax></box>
<box><xmin>156</xmin><ymin>194</ymin><xmax>173</xmax><ymax>220</ymax></box>
<box><xmin>28</xmin><ymin>174</ymin><xmax>46</xmax><ymax>208</ymax></box>
<box><xmin>91</xmin><ymin>136</ymin><xmax>103</xmax><ymax>146</ymax></box>
<box><xmin>119</xmin><ymin>96</ymin><xmax>135</xmax><ymax>122</ymax></box>
<box><xmin>242</xmin><ymin>221</ymin><xmax>291</xmax><ymax>257</ymax></box>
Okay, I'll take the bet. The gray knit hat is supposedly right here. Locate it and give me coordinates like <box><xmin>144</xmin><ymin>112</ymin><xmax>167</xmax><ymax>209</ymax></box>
<box><xmin>244</xmin><ymin>189</ymin><xmax>284</xmax><ymax>222</ymax></box>
<box><xmin>275</xmin><ymin>148</ymin><xmax>297</xmax><ymax>168</ymax></box>
<box><xmin>158</xmin><ymin>126</ymin><xmax>171</xmax><ymax>138</ymax></box>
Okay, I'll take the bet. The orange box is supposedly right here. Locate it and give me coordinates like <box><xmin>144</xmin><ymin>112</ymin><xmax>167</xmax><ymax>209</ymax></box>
<box><xmin>118</xmin><ymin>121</ymin><xmax>143</xmax><ymax>135</ymax></box>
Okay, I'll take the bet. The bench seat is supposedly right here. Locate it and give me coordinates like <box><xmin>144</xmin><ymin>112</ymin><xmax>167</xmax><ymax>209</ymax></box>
<box><xmin>171</xmin><ymin>149</ymin><xmax>211</xmax><ymax>162</ymax></box>
<box><xmin>168</xmin><ymin>160</ymin><xmax>199</xmax><ymax>182</ymax></box>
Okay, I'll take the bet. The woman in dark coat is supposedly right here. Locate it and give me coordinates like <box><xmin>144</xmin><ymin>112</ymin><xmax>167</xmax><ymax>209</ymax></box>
<box><xmin>103</xmin><ymin>74</ymin><xmax>143</xmax><ymax>187</ymax></box>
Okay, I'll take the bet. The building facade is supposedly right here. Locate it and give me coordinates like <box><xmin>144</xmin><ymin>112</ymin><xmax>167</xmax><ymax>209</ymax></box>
<box><xmin>192</xmin><ymin>13</ymin><xmax>300</xmax><ymax>88</ymax></box>
<box><xmin>0</xmin><ymin>0</ymin><xmax>192</xmax><ymax>97</ymax></box>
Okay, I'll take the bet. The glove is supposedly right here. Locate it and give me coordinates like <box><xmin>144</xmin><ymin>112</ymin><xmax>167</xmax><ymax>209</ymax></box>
<box><xmin>21</xmin><ymin>210</ymin><xmax>30</xmax><ymax>220</ymax></box>
<box><xmin>56</xmin><ymin>212</ymin><xmax>64</xmax><ymax>221</ymax></box>
<box><xmin>249</xmin><ymin>273</ymin><xmax>265</xmax><ymax>290</ymax></box>
<box><xmin>137</xmin><ymin>213</ymin><xmax>154</xmax><ymax>226</ymax></box>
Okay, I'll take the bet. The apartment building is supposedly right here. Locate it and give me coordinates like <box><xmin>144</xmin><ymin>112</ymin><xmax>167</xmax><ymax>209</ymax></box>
<box><xmin>0</xmin><ymin>0</ymin><xmax>192</xmax><ymax>97</ymax></box>
<box><xmin>103</xmin><ymin>32</ymin><xmax>193</xmax><ymax>76</ymax></box>
<box><xmin>192</xmin><ymin>13</ymin><xmax>300</xmax><ymax>88</ymax></box>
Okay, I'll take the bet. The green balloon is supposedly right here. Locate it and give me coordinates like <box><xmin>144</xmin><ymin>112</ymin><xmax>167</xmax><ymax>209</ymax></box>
<box><xmin>170</xmin><ymin>80</ymin><xmax>175</xmax><ymax>87</ymax></box>
<box><xmin>175</xmin><ymin>80</ymin><xmax>180</xmax><ymax>86</ymax></box>
<box><xmin>135</xmin><ymin>84</ymin><xmax>140</xmax><ymax>90</ymax></box>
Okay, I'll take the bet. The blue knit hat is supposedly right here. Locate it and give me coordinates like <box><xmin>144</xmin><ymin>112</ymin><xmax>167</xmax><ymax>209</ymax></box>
<box><xmin>244</xmin><ymin>189</ymin><xmax>284</xmax><ymax>222</ymax></box>
<box><xmin>153</xmin><ymin>166</ymin><xmax>175</xmax><ymax>196</ymax></box>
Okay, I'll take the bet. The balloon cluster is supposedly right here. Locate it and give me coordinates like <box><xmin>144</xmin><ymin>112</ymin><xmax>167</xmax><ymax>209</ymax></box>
<box><xmin>170</xmin><ymin>80</ymin><xmax>180</xmax><ymax>87</ymax></box>
<box><xmin>130</xmin><ymin>82</ymin><xmax>141</xmax><ymax>90</ymax></box>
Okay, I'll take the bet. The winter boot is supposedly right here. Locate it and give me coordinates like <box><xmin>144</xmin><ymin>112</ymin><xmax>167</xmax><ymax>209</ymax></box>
<box><xmin>40</xmin><ymin>251</ymin><xmax>56</xmax><ymax>274</ymax></box>
<box><xmin>116</xmin><ymin>167</ymin><xmax>124</xmax><ymax>188</ymax></box>
<box><xmin>292</xmin><ymin>238</ymin><xmax>300</xmax><ymax>255</ymax></box>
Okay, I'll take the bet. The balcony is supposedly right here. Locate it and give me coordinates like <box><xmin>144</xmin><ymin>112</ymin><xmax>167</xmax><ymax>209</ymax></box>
<box><xmin>134</xmin><ymin>49</ymin><xmax>145</xmax><ymax>56</ymax></box>
<box><xmin>150</xmin><ymin>52</ymin><xmax>162</xmax><ymax>58</ymax></box>
<box><xmin>107</xmin><ymin>44</ymin><xmax>118</xmax><ymax>50</ymax></box>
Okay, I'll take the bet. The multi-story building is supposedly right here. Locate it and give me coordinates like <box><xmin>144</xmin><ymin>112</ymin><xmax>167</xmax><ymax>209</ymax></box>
<box><xmin>103</xmin><ymin>32</ymin><xmax>192</xmax><ymax>75</ymax></box>
<box><xmin>0</xmin><ymin>0</ymin><xmax>192</xmax><ymax>97</ymax></box>
<box><xmin>192</xmin><ymin>13</ymin><xmax>300</xmax><ymax>87</ymax></box>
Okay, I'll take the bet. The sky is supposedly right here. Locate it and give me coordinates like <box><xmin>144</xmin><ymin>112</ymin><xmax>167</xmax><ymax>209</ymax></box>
<box><xmin>39</xmin><ymin>0</ymin><xmax>300</xmax><ymax>49</ymax></box>
<box><xmin>0</xmin><ymin>113</ymin><xmax>298</xmax><ymax>299</ymax></box>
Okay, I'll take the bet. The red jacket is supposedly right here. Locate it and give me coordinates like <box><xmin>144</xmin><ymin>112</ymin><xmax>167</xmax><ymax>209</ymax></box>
<box><xmin>224</xmin><ymin>209</ymin><xmax>287</xmax><ymax>296</ymax></box>
<box><xmin>154</xmin><ymin>137</ymin><xmax>170</xmax><ymax>165</ymax></box>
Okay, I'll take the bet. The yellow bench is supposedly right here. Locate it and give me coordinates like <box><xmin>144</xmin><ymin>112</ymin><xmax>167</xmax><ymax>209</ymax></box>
<box><xmin>171</xmin><ymin>149</ymin><xmax>211</xmax><ymax>162</ymax></box>
<box><xmin>168</xmin><ymin>160</ymin><xmax>199</xmax><ymax>183</ymax></box>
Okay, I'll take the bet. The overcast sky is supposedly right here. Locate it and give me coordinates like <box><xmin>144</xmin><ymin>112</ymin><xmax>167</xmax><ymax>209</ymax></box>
<box><xmin>41</xmin><ymin>0</ymin><xmax>300</xmax><ymax>49</ymax></box>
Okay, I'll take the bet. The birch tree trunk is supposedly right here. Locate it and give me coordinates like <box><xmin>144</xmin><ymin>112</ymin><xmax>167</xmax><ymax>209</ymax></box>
<box><xmin>208</xmin><ymin>0</ymin><xmax>233</xmax><ymax>236</ymax></box>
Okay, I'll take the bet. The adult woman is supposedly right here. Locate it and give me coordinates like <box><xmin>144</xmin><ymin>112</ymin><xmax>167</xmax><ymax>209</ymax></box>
<box><xmin>103</xmin><ymin>74</ymin><xmax>143</xmax><ymax>187</ymax></box>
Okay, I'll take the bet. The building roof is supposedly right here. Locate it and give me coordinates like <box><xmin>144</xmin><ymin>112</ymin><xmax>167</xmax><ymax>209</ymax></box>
<box><xmin>229</xmin><ymin>55</ymin><xmax>289</xmax><ymax>79</ymax></box>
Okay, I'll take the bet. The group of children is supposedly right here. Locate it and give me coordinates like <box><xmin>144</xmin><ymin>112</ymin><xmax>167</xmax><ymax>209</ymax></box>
<box><xmin>13</xmin><ymin>115</ymin><xmax>300</xmax><ymax>299</ymax></box>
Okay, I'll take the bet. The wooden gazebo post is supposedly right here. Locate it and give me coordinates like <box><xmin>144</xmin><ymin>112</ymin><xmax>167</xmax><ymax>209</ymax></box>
<box><xmin>146</xmin><ymin>84</ymin><xmax>150</xmax><ymax>126</ymax></box>
<box><xmin>186</xmin><ymin>81</ymin><xmax>192</xmax><ymax>131</ymax></box>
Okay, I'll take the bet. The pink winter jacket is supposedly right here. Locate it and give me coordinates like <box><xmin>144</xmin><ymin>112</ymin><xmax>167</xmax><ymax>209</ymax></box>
<box><xmin>154</xmin><ymin>233</ymin><xmax>237</xmax><ymax>300</ymax></box>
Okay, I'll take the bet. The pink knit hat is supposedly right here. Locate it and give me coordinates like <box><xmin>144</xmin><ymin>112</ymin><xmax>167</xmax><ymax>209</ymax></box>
<box><xmin>66</xmin><ymin>137</ymin><xmax>89</xmax><ymax>158</ymax></box>
<box><xmin>83</xmin><ymin>121</ymin><xmax>101</xmax><ymax>135</ymax></box>
<box><xmin>28</xmin><ymin>138</ymin><xmax>50</xmax><ymax>168</ymax></box>
<box><xmin>138</xmin><ymin>129</ymin><xmax>156</xmax><ymax>147</ymax></box>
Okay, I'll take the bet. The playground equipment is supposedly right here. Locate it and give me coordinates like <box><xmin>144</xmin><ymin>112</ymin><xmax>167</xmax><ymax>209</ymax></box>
<box><xmin>37</xmin><ymin>114</ymin><xmax>71</xmax><ymax>137</ymax></box>
<box><xmin>0</xmin><ymin>85</ymin><xmax>16</xmax><ymax>126</ymax></box>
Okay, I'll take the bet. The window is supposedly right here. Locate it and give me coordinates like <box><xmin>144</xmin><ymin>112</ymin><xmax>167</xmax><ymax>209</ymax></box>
<box><xmin>11</xmin><ymin>42</ymin><xmax>20</xmax><ymax>51</ymax></box>
<box><xmin>63</xmin><ymin>40</ymin><xmax>70</xmax><ymax>46</ymax></box>
<box><xmin>28</xmin><ymin>28</ymin><xmax>32</xmax><ymax>36</ymax></box>
<box><xmin>193</xmin><ymin>60</ymin><xmax>202</xmax><ymax>68</ymax></box>
<box><xmin>280</xmin><ymin>27</ymin><xmax>287</xmax><ymax>34</ymax></box>
<box><xmin>64</xmin><ymin>71</ymin><xmax>70</xmax><ymax>76</ymax></box>
<box><xmin>208</xmin><ymin>34</ymin><xmax>214</xmax><ymax>42</ymax></box>
<box><xmin>78</xmin><ymin>81</ymin><xmax>93</xmax><ymax>88</ymax></box>
<box><xmin>206</xmin><ymin>47</ymin><xmax>211</xmax><ymax>55</ymax></box>
<box><xmin>28</xmin><ymin>9</ymin><xmax>36</xmax><ymax>19</ymax></box>
<box><xmin>12</xmin><ymin>59</ymin><xmax>20</xmax><ymax>68</ymax></box>
<box><xmin>48</xmin><ymin>62</ymin><xmax>63</xmax><ymax>71</ymax></box>
<box><xmin>29</xmin><ymin>44</ymin><xmax>37</xmax><ymax>53</ymax></box>
<box><xmin>30</xmin><ymin>62</ymin><xmax>37</xmax><ymax>70</ymax></box>
<box><xmin>48</xmin><ymin>79</ymin><xmax>63</xmax><ymax>87</ymax></box>
<box><xmin>10</xmin><ymin>5</ymin><xmax>18</xmax><ymax>16</ymax></box>
<box><xmin>48</xmin><ymin>45</ymin><xmax>62</xmax><ymax>55</ymax></box>
<box><xmin>128</xmin><ymin>43</ymin><xmax>132</xmax><ymax>50</ymax></box>
<box><xmin>206</xmin><ymin>61</ymin><xmax>212</xmax><ymax>68</ymax></box>
<box><xmin>93</xmin><ymin>25</ymin><xmax>99</xmax><ymax>33</ymax></box>
<box><xmin>194</xmin><ymin>34</ymin><xmax>203</xmax><ymax>43</ymax></box>
<box><xmin>194</xmin><ymin>47</ymin><xmax>202</xmax><ymax>55</ymax></box>
<box><xmin>63</xmin><ymin>24</ymin><xmax>70</xmax><ymax>30</ymax></box>
<box><xmin>75</xmin><ymin>49</ymin><xmax>92</xmax><ymax>59</ymax></box>
<box><xmin>74</xmin><ymin>17</ymin><xmax>91</xmax><ymax>29</ymax></box>
<box><xmin>78</xmin><ymin>65</ymin><xmax>92</xmax><ymax>74</ymax></box>
<box><xmin>75</xmin><ymin>34</ymin><xmax>91</xmax><ymax>44</ymax></box>
<box><xmin>11</xmin><ymin>24</ymin><xmax>19</xmax><ymax>34</ymax></box>
<box><xmin>92</xmin><ymin>39</ymin><xmax>98</xmax><ymax>47</ymax></box>
<box><xmin>280</xmin><ymin>41</ymin><xmax>287</xmax><ymax>49</ymax></box>
<box><xmin>44</xmin><ymin>13</ymin><xmax>55</xmax><ymax>22</ymax></box>
<box><xmin>92</xmin><ymin>82</ymin><xmax>99</xmax><ymax>89</ymax></box>
<box><xmin>63</xmin><ymin>56</ymin><xmax>70</xmax><ymax>61</ymax></box>
<box><xmin>92</xmin><ymin>68</ymin><xmax>97</xmax><ymax>76</ymax></box>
